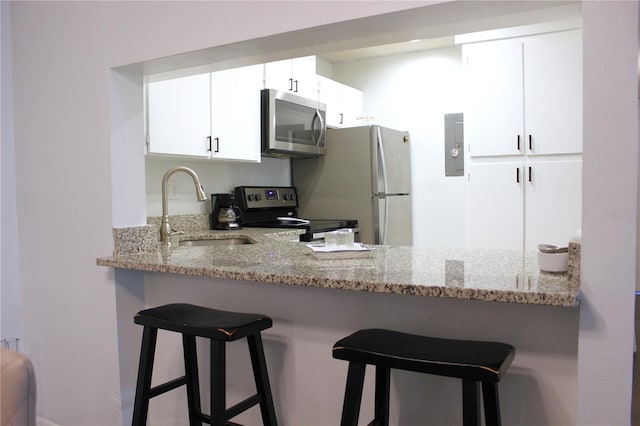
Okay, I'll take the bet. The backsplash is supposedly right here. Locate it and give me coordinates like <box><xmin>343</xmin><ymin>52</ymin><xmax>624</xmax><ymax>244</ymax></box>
<box><xmin>145</xmin><ymin>156</ymin><xmax>291</xmax><ymax>216</ymax></box>
<box><xmin>146</xmin><ymin>214</ymin><xmax>210</xmax><ymax>233</ymax></box>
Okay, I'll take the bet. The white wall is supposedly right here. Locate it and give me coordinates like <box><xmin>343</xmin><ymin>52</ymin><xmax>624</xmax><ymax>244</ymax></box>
<box><xmin>145</xmin><ymin>157</ymin><xmax>290</xmax><ymax>217</ymax></box>
<box><xmin>0</xmin><ymin>0</ymin><xmax>22</xmax><ymax>342</ymax></box>
<box><xmin>6</xmin><ymin>2</ymin><xmax>428</xmax><ymax>424</ymax></box>
<box><xmin>577</xmin><ymin>2</ymin><xmax>638</xmax><ymax>424</ymax></box>
<box><xmin>5</xmin><ymin>0</ymin><xmax>638</xmax><ymax>424</ymax></box>
<box><xmin>332</xmin><ymin>46</ymin><xmax>465</xmax><ymax>248</ymax></box>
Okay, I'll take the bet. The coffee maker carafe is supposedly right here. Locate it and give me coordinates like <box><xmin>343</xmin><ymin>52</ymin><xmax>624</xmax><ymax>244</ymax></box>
<box><xmin>210</xmin><ymin>193</ymin><xmax>241</xmax><ymax>230</ymax></box>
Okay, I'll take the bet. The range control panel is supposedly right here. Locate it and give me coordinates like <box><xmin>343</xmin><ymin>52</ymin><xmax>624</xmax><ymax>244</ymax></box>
<box><xmin>234</xmin><ymin>186</ymin><xmax>298</xmax><ymax>210</ymax></box>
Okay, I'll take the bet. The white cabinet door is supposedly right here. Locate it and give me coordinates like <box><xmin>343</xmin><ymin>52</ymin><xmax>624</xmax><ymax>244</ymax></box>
<box><xmin>318</xmin><ymin>76</ymin><xmax>363</xmax><ymax>128</ymax></box>
<box><xmin>468</xmin><ymin>161</ymin><xmax>524</xmax><ymax>249</ymax></box>
<box><xmin>524</xmin><ymin>159</ymin><xmax>582</xmax><ymax>250</ymax></box>
<box><xmin>210</xmin><ymin>64</ymin><xmax>263</xmax><ymax>162</ymax></box>
<box><xmin>147</xmin><ymin>74</ymin><xmax>211</xmax><ymax>157</ymax></box>
<box><xmin>463</xmin><ymin>40</ymin><xmax>524</xmax><ymax>157</ymax></box>
<box><xmin>469</xmin><ymin>158</ymin><xmax>582</xmax><ymax>251</ymax></box>
<box><xmin>318</xmin><ymin>76</ymin><xmax>341</xmax><ymax>127</ymax></box>
<box><xmin>463</xmin><ymin>31</ymin><xmax>582</xmax><ymax>158</ymax></box>
<box><xmin>265</xmin><ymin>56</ymin><xmax>318</xmax><ymax>100</ymax></box>
<box><xmin>340</xmin><ymin>84</ymin><xmax>363</xmax><ymax>127</ymax></box>
<box><xmin>524</xmin><ymin>30</ymin><xmax>582</xmax><ymax>155</ymax></box>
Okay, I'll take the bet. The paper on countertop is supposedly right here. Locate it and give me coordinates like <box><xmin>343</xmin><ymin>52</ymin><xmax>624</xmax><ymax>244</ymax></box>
<box><xmin>305</xmin><ymin>243</ymin><xmax>374</xmax><ymax>260</ymax></box>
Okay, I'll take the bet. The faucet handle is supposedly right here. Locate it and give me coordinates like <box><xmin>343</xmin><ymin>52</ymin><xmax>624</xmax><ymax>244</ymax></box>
<box><xmin>170</xmin><ymin>230</ymin><xmax>185</xmax><ymax>236</ymax></box>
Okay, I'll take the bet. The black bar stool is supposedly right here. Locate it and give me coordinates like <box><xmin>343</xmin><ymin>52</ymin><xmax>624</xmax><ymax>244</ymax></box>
<box><xmin>332</xmin><ymin>328</ymin><xmax>515</xmax><ymax>426</ymax></box>
<box><xmin>132</xmin><ymin>303</ymin><xmax>278</xmax><ymax>426</ymax></box>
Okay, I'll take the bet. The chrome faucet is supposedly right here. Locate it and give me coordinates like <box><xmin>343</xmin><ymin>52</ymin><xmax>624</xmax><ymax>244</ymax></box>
<box><xmin>160</xmin><ymin>167</ymin><xmax>207</xmax><ymax>245</ymax></box>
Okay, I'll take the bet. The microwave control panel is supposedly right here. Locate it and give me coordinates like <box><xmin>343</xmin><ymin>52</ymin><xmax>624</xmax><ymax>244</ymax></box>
<box><xmin>234</xmin><ymin>186</ymin><xmax>298</xmax><ymax>210</ymax></box>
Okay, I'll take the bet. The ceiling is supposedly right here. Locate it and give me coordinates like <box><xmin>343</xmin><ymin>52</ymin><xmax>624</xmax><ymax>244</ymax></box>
<box><xmin>318</xmin><ymin>36</ymin><xmax>456</xmax><ymax>63</ymax></box>
<box><xmin>137</xmin><ymin>1</ymin><xmax>581</xmax><ymax>81</ymax></box>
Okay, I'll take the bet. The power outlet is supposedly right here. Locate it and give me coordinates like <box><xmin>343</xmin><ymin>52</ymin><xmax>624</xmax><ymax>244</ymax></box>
<box><xmin>167</xmin><ymin>183</ymin><xmax>178</xmax><ymax>200</ymax></box>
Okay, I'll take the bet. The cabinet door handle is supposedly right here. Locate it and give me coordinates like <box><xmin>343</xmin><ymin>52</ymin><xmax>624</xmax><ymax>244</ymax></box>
<box><xmin>516</xmin><ymin>167</ymin><xmax>520</xmax><ymax>183</ymax></box>
<box><xmin>529</xmin><ymin>134</ymin><xmax>532</xmax><ymax>151</ymax></box>
<box><xmin>517</xmin><ymin>135</ymin><xmax>521</xmax><ymax>151</ymax></box>
<box><xmin>528</xmin><ymin>166</ymin><xmax>532</xmax><ymax>182</ymax></box>
<box><xmin>289</xmin><ymin>78</ymin><xmax>293</xmax><ymax>91</ymax></box>
<box><xmin>339</xmin><ymin>113</ymin><xmax>344</xmax><ymax>125</ymax></box>
<box><xmin>214</xmin><ymin>137</ymin><xmax>220</xmax><ymax>153</ymax></box>
<box><xmin>294</xmin><ymin>79</ymin><xmax>299</xmax><ymax>93</ymax></box>
<box><xmin>207</xmin><ymin>136</ymin><xmax>212</xmax><ymax>152</ymax></box>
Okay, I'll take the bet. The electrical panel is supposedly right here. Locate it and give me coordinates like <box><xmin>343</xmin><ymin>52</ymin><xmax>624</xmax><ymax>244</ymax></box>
<box><xmin>444</xmin><ymin>113</ymin><xmax>464</xmax><ymax>177</ymax></box>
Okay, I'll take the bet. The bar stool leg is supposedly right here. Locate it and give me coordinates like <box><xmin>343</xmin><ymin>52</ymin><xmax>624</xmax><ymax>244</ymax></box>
<box><xmin>132</xmin><ymin>326</ymin><xmax>158</xmax><ymax>426</ymax></box>
<box><xmin>247</xmin><ymin>334</ymin><xmax>278</xmax><ymax>426</ymax></box>
<box><xmin>374</xmin><ymin>366</ymin><xmax>390</xmax><ymax>426</ymax></box>
<box><xmin>209</xmin><ymin>339</ymin><xmax>226</xmax><ymax>426</ymax></box>
<box><xmin>183</xmin><ymin>334</ymin><xmax>202</xmax><ymax>426</ymax></box>
<box><xmin>482</xmin><ymin>382</ymin><xmax>502</xmax><ymax>426</ymax></box>
<box><xmin>462</xmin><ymin>380</ymin><xmax>481</xmax><ymax>426</ymax></box>
<box><xmin>340</xmin><ymin>362</ymin><xmax>366</xmax><ymax>426</ymax></box>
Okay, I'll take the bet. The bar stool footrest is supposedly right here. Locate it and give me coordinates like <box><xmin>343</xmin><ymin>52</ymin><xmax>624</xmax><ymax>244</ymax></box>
<box><xmin>148</xmin><ymin>376</ymin><xmax>188</xmax><ymax>398</ymax></box>
<box><xmin>225</xmin><ymin>393</ymin><xmax>262</xmax><ymax>420</ymax></box>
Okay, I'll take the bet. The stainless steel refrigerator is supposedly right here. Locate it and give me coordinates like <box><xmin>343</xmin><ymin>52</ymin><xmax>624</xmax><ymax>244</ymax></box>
<box><xmin>292</xmin><ymin>125</ymin><xmax>412</xmax><ymax>245</ymax></box>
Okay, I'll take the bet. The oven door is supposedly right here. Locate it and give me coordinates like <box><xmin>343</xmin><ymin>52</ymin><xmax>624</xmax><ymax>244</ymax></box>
<box><xmin>262</xmin><ymin>89</ymin><xmax>326</xmax><ymax>158</ymax></box>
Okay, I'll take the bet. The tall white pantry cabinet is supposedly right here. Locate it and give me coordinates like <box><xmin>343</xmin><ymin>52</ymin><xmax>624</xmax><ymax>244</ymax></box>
<box><xmin>463</xmin><ymin>29</ymin><xmax>582</xmax><ymax>250</ymax></box>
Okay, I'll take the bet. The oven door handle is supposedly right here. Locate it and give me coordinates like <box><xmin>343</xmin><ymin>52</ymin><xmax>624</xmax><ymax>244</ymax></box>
<box><xmin>312</xmin><ymin>231</ymin><xmax>326</xmax><ymax>241</ymax></box>
<box><xmin>312</xmin><ymin>227</ymin><xmax>360</xmax><ymax>242</ymax></box>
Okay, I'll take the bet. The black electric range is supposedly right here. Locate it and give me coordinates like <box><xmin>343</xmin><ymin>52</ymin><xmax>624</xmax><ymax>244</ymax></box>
<box><xmin>234</xmin><ymin>186</ymin><xmax>359</xmax><ymax>242</ymax></box>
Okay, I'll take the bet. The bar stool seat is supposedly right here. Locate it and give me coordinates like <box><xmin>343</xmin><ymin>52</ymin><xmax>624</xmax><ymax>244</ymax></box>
<box><xmin>333</xmin><ymin>328</ymin><xmax>515</xmax><ymax>426</ymax></box>
<box><xmin>132</xmin><ymin>303</ymin><xmax>278</xmax><ymax>426</ymax></box>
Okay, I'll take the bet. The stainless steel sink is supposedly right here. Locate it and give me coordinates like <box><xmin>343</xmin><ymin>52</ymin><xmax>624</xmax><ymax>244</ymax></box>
<box><xmin>178</xmin><ymin>238</ymin><xmax>253</xmax><ymax>247</ymax></box>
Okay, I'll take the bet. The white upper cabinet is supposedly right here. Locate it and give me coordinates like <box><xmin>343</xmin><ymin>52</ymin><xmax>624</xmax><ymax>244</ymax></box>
<box><xmin>146</xmin><ymin>65</ymin><xmax>263</xmax><ymax>162</ymax></box>
<box><xmin>463</xmin><ymin>39</ymin><xmax>524</xmax><ymax>157</ymax></box>
<box><xmin>463</xmin><ymin>29</ymin><xmax>582</xmax><ymax>157</ymax></box>
<box><xmin>318</xmin><ymin>76</ymin><xmax>363</xmax><ymax>128</ymax></box>
<box><xmin>210</xmin><ymin>64</ymin><xmax>263</xmax><ymax>162</ymax></box>
<box><xmin>340</xmin><ymin>85</ymin><xmax>364</xmax><ymax>128</ymax></box>
<box><xmin>523</xmin><ymin>31</ymin><xmax>582</xmax><ymax>155</ymax></box>
<box><xmin>147</xmin><ymin>73</ymin><xmax>211</xmax><ymax>157</ymax></box>
<box><xmin>264</xmin><ymin>56</ymin><xmax>319</xmax><ymax>100</ymax></box>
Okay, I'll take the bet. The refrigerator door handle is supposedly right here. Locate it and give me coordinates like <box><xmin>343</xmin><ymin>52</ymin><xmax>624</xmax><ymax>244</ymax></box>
<box><xmin>376</xmin><ymin>127</ymin><xmax>389</xmax><ymax>194</ymax></box>
<box><xmin>372</xmin><ymin>193</ymin><xmax>387</xmax><ymax>245</ymax></box>
<box><xmin>376</xmin><ymin>127</ymin><xmax>389</xmax><ymax>245</ymax></box>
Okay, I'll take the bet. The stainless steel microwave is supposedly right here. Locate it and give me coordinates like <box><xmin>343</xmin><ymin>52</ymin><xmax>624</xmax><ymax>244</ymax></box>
<box><xmin>261</xmin><ymin>88</ymin><xmax>326</xmax><ymax>158</ymax></box>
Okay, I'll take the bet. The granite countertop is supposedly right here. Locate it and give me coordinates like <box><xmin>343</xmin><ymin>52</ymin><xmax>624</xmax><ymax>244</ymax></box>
<box><xmin>97</xmin><ymin>216</ymin><xmax>580</xmax><ymax>308</ymax></box>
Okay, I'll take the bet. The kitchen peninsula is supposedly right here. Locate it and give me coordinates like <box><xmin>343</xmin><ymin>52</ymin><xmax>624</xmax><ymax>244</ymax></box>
<box><xmin>98</xmin><ymin>215</ymin><xmax>581</xmax><ymax>425</ymax></box>
<box><xmin>98</xmin><ymin>217</ymin><xmax>579</xmax><ymax>307</ymax></box>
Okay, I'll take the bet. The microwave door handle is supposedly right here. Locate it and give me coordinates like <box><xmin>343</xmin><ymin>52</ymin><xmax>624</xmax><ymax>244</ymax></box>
<box><xmin>317</xmin><ymin>111</ymin><xmax>325</xmax><ymax>147</ymax></box>
<box><xmin>312</xmin><ymin>110</ymin><xmax>325</xmax><ymax>147</ymax></box>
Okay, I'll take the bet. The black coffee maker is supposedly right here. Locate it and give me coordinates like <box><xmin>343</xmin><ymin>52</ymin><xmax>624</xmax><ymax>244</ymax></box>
<box><xmin>210</xmin><ymin>193</ymin><xmax>242</xmax><ymax>230</ymax></box>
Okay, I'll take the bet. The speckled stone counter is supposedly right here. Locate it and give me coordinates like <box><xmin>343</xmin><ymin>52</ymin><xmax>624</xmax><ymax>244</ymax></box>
<box><xmin>97</xmin><ymin>222</ymin><xmax>580</xmax><ymax>307</ymax></box>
